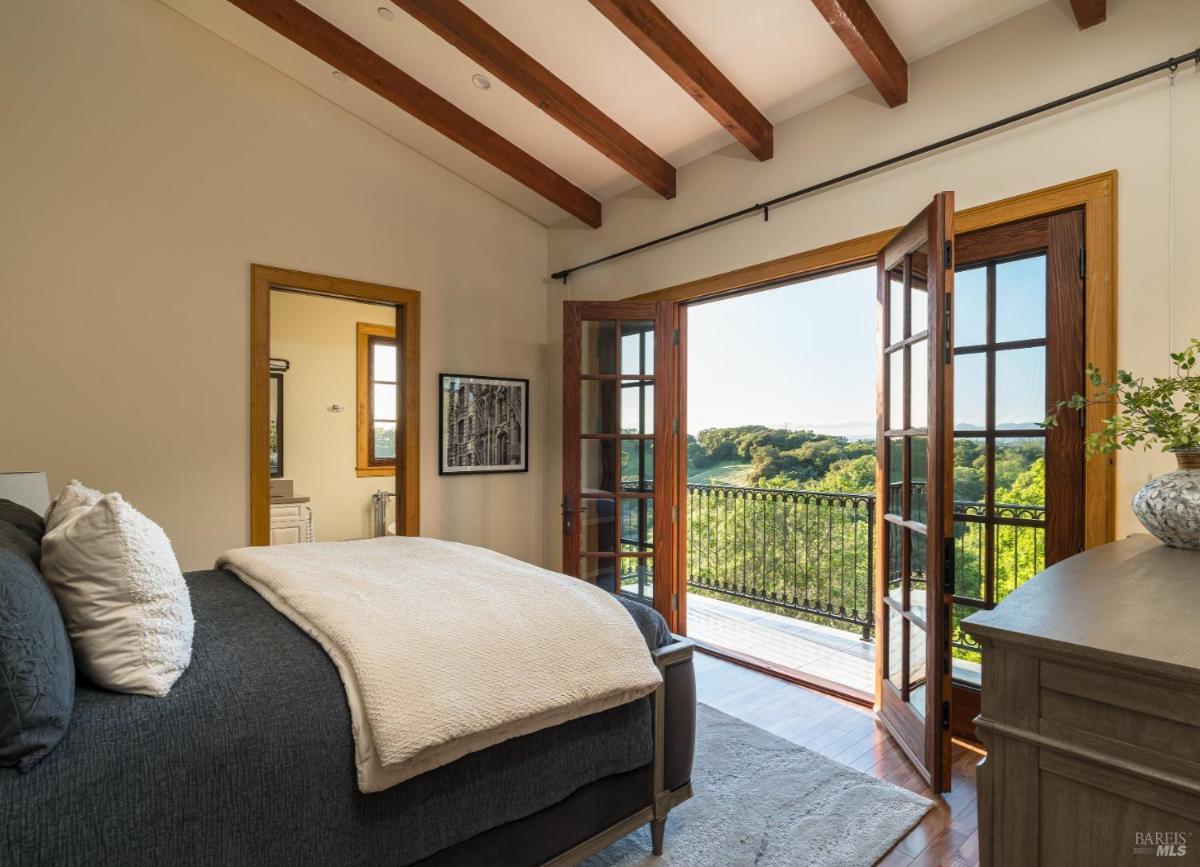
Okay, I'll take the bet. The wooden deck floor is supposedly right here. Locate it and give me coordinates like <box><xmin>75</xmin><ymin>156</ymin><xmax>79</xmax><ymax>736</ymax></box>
<box><xmin>686</xmin><ymin>592</ymin><xmax>876</xmax><ymax>696</ymax></box>
<box><xmin>695</xmin><ymin>652</ymin><xmax>982</xmax><ymax>866</ymax></box>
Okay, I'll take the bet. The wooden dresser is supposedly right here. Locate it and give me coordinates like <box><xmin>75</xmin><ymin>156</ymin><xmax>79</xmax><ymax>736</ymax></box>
<box><xmin>964</xmin><ymin>535</ymin><xmax>1200</xmax><ymax>866</ymax></box>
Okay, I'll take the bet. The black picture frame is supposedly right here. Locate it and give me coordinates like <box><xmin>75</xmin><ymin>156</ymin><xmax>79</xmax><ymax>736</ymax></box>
<box><xmin>269</xmin><ymin>371</ymin><xmax>285</xmax><ymax>479</ymax></box>
<box><xmin>438</xmin><ymin>373</ymin><xmax>530</xmax><ymax>476</ymax></box>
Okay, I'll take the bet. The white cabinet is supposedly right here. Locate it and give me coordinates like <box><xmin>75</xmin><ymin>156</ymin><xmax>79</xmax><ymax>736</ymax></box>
<box><xmin>270</xmin><ymin>501</ymin><xmax>309</xmax><ymax>545</ymax></box>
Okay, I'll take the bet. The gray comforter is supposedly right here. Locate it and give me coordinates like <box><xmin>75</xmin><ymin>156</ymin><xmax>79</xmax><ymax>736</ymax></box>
<box><xmin>0</xmin><ymin>569</ymin><xmax>671</xmax><ymax>866</ymax></box>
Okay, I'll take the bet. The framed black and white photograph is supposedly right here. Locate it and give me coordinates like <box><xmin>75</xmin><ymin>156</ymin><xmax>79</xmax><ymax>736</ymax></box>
<box><xmin>439</xmin><ymin>374</ymin><xmax>529</xmax><ymax>475</ymax></box>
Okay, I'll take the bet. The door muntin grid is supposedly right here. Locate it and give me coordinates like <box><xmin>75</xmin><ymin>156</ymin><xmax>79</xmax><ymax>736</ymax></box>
<box><xmin>949</xmin><ymin>253</ymin><xmax>1049</xmax><ymax>680</ymax></box>
<box><xmin>881</xmin><ymin>245</ymin><xmax>934</xmax><ymax>716</ymax></box>
<box><xmin>578</xmin><ymin>317</ymin><xmax>655</xmax><ymax>602</ymax></box>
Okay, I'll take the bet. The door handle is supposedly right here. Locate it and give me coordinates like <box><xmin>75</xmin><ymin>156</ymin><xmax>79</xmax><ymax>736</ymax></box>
<box><xmin>562</xmin><ymin>495</ymin><xmax>586</xmax><ymax>536</ymax></box>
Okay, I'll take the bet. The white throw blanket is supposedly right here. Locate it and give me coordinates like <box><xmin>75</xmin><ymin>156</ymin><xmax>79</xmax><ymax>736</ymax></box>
<box><xmin>216</xmin><ymin>537</ymin><xmax>663</xmax><ymax>793</ymax></box>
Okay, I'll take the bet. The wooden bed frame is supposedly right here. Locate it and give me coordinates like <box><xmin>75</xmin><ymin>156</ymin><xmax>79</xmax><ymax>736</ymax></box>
<box><xmin>545</xmin><ymin>637</ymin><xmax>696</xmax><ymax>866</ymax></box>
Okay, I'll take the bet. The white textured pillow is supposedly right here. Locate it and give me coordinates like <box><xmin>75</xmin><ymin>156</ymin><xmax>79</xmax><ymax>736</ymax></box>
<box><xmin>43</xmin><ymin>479</ymin><xmax>103</xmax><ymax>533</ymax></box>
<box><xmin>40</xmin><ymin>492</ymin><xmax>194</xmax><ymax>697</ymax></box>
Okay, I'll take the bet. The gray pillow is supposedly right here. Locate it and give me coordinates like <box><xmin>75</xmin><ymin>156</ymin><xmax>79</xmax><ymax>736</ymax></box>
<box><xmin>0</xmin><ymin>499</ymin><xmax>44</xmax><ymax>545</ymax></box>
<box><xmin>0</xmin><ymin>523</ymin><xmax>40</xmax><ymax>566</ymax></box>
<box><xmin>0</xmin><ymin>545</ymin><xmax>75</xmax><ymax>772</ymax></box>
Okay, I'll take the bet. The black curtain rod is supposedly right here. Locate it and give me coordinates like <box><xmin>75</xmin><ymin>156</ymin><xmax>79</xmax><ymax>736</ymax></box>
<box><xmin>551</xmin><ymin>47</ymin><xmax>1199</xmax><ymax>283</ymax></box>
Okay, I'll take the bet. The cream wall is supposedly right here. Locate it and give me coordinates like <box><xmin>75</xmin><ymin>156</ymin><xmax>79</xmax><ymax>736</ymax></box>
<box><xmin>269</xmin><ymin>291</ymin><xmax>395</xmax><ymax>542</ymax></box>
<box><xmin>545</xmin><ymin>0</ymin><xmax>1200</xmax><ymax>567</ymax></box>
<box><xmin>0</xmin><ymin>0</ymin><xmax>549</xmax><ymax>569</ymax></box>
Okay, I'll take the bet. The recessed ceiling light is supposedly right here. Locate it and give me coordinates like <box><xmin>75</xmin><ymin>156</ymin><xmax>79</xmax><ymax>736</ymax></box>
<box><xmin>377</xmin><ymin>6</ymin><xmax>395</xmax><ymax>21</ymax></box>
<box><xmin>332</xmin><ymin>70</ymin><xmax>348</xmax><ymax>82</ymax></box>
<box><xmin>471</xmin><ymin>73</ymin><xmax>492</xmax><ymax>90</ymax></box>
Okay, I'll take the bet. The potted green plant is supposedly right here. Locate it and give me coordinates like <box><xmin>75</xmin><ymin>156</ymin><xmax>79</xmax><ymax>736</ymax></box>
<box><xmin>1044</xmin><ymin>337</ymin><xmax>1200</xmax><ymax>549</ymax></box>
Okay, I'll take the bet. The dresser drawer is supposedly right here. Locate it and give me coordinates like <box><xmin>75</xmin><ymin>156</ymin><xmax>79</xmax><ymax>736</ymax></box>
<box><xmin>270</xmin><ymin>503</ymin><xmax>304</xmax><ymax>522</ymax></box>
<box><xmin>1039</xmin><ymin>659</ymin><xmax>1200</xmax><ymax>774</ymax></box>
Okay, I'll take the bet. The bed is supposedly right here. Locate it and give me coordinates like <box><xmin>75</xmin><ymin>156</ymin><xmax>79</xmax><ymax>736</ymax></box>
<box><xmin>1</xmin><ymin>564</ymin><xmax>695</xmax><ymax>866</ymax></box>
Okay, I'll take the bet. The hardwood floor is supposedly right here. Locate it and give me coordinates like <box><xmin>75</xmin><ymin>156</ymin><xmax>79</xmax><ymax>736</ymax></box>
<box><xmin>694</xmin><ymin>652</ymin><xmax>981</xmax><ymax>865</ymax></box>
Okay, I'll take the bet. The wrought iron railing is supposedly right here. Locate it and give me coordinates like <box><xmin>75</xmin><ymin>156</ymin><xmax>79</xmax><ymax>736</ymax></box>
<box><xmin>684</xmin><ymin>482</ymin><xmax>1046</xmax><ymax>650</ymax></box>
<box><xmin>949</xmin><ymin>500</ymin><xmax>1046</xmax><ymax>657</ymax></box>
<box><xmin>686</xmin><ymin>485</ymin><xmax>876</xmax><ymax>639</ymax></box>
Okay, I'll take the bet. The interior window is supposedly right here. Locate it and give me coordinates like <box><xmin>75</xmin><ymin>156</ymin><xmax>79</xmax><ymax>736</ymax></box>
<box><xmin>357</xmin><ymin>323</ymin><xmax>398</xmax><ymax>475</ymax></box>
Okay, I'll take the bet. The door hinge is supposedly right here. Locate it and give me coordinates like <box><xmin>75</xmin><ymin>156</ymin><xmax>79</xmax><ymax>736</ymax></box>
<box><xmin>673</xmin><ymin>417</ymin><xmax>679</xmax><ymax>434</ymax></box>
<box><xmin>941</xmin><ymin>701</ymin><xmax>951</xmax><ymax>731</ymax></box>
<box><xmin>942</xmin><ymin>537</ymin><xmax>955</xmax><ymax>595</ymax></box>
<box><xmin>672</xmin><ymin>592</ymin><xmax>679</xmax><ymax>611</ymax></box>
<box><xmin>943</xmin><ymin>239</ymin><xmax>953</xmax><ymax>270</ymax></box>
<box><xmin>671</xmin><ymin>505</ymin><xmax>678</xmax><ymax>523</ymax></box>
<box><xmin>1078</xmin><ymin>247</ymin><xmax>1086</xmax><ymax>282</ymax></box>
<box><xmin>943</xmin><ymin>292</ymin><xmax>953</xmax><ymax>365</ymax></box>
<box><xmin>672</xmin><ymin>328</ymin><xmax>680</xmax><ymax>346</ymax></box>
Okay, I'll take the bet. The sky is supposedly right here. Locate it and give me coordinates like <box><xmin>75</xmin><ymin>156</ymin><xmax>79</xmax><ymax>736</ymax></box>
<box><xmin>686</xmin><ymin>266</ymin><xmax>877</xmax><ymax>438</ymax></box>
<box><xmin>686</xmin><ymin>255</ymin><xmax>1048</xmax><ymax>439</ymax></box>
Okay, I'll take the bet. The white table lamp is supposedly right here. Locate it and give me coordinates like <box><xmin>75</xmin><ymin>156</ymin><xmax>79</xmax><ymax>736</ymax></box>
<box><xmin>0</xmin><ymin>472</ymin><xmax>51</xmax><ymax>515</ymax></box>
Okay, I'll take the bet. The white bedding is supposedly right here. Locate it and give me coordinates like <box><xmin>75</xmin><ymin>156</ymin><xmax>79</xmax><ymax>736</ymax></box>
<box><xmin>217</xmin><ymin>536</ymin><xmax>662</xmax><ymax>793</ymax></box>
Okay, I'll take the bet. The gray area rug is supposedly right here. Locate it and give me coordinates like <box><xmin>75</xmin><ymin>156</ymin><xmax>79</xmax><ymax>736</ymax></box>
<box><xmin>585</xmin><ymin>704</ymin><xmax>932</xmax><ymax>867</ymax></box>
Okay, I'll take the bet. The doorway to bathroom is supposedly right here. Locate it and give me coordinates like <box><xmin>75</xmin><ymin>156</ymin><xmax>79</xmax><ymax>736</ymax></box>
<box><xmin>249</xmin><ymin>265</ymin><xmax>420</xmax><ymax>546</ymax></box>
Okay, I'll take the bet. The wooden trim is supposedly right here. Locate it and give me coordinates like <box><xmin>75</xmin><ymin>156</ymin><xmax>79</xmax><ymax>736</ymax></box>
<box><xmin>356</xmin><ymin>467</ymin><xmax>395</xmax><ymax>479</ymax></box>
<box><xmin>952</xmin><ymin>684</ymin><xmax>981</xmax><ymax>744</ymax></box>
<box><xmin>652</xmin><ymin>301</ymin><xmax>678</xmax><ymax>632</ymax></box>
<box><xmin>631</xmin><ymin>171</ymin><xmax>1117</xmax><ymax>547</ymax></box>
<box><xmin>810</xmin><ymin>0</ymin><xmax>907</xmax><ymax>107</ymax></box>
<box><xmin>1069</xmin><ymin>0</ymin><xmax>1106</xmax><ymax>30</ymax></box>
<box><xmin>630</xmin><ymin>229</ymin><xmax>895</xmax><ymax>303</ymax></box>
<box><xmin>226</xmin><ymin>0</ymin><xmax>601</xmax><ymax>228</ymax></box>
<box><xmin>935</xmin><ymin>191</ymin><xmax>956</xmax><ymax>792</ymax></box>
<box><xmin>251</xmin><ymin>272</ymin><xmax>271</xmax><ymax>544</ymax></box>
<box><xmin>250</xmin><ymin>265</ymin><xmax>420</xmax><ymax>545</ymax></box>
<box><xmin>587</xmin><ymin>0</ymin><xmax>773</xmax><ymax>161</ymax></box>
<box><xmin>692</xmin><ymin>640</ymin><xmax>874</xmax><ymax>707</ymax></box>
<box><xmin>1045</xmin><ymin>211</ymin><xmax>1087</xmax><ymax>561</ymax></box>
<box><xmin>954</xmin><ymin>216</ymin><xmax>1049</xmax><ymax>267</ymax></box>
<box><xmin>356</xmin><ymin>322</ymin><xmax>397</xmax><ymax>477</ymax></box>
<box><xmin>391</xmin><ymin>0</ymin><xmax>675</xmax><ymax>199</ymax></box>
<box><xmin>675</xmin><ymin>305</ymin><xmax>689</xmax><ymax>637</ymax></box>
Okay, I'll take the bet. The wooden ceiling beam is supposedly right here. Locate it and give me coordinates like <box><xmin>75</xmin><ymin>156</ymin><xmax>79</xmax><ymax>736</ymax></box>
<box><xmin>588</xmin><ymin>0</ymin><xmax>773</xmax><ymax>161</ymax></box>
<box><xmin>391</xmin><ymin>0</ymin><xmax>675</xmax><ymax>199</ymax></box>
<box><xmin>809</xmin><ymin>0</ymin><xmax>907</xmax><ymax>108</ymax></box>
<box><xmin>1069</xmin><ymin>0</ymin><xmax>1106</xmax><ymax>30</ymax></box>
<box><xmin>226</xmin><ymin>0</ymin><xmax>601</xmax><ymax>227</ymax></box>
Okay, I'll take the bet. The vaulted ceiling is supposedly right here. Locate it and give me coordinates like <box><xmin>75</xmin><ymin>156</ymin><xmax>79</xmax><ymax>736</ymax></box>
<box><xmin>162</xmin><ymin>0</ymin><xmax>1098</xmax><ymax>227</ymax></box>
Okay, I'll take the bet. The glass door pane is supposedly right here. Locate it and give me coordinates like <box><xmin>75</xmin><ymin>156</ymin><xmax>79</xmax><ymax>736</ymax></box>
<box><xmin>563</xmin><ymin>301</ymin><xmax>676</xmax><ymax>627</ymax></box>
<box><xmin>950</xmin><ymin>249</ymin><xmax>1056</xmax><ymax>687</ymax></box>
<box><xmin>876</xmin><ymin>192</ymin><xmax>955</xmax><ymax>793</ymax></box>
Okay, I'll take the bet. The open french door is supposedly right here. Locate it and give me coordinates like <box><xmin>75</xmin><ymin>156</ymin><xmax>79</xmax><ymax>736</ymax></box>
<box><xmin>876</xmin><ymin>193</ymin><xmax>955</xmax><ymax>792</ymax></box>
<box><xmin>562</xmin><ymin>301</ymin><xmax>680</xmax><ymax>632</ymax></box>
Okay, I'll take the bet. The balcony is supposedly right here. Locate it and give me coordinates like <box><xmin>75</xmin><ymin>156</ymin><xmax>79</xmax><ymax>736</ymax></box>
<box><xmin>647</xmin><ymin>482</ymin><xmax>1047</xmax><ymax>698</ymax></box>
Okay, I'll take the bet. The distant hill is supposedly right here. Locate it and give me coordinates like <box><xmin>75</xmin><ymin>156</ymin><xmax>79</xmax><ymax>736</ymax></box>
<box><xmin>686</xmin><ymin>425</ymin><xmax>1044</xmax><ymax>498</ymax></box>
<box><xmin>687</xmin><ymin>426</ymin><xmax>874</xmax><ymax>491</ymax></box>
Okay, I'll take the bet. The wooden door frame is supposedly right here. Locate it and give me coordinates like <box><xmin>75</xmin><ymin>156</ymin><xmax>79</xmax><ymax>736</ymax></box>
<box><xmin>250</xmin><ymin>264</ymin><xmax>421</xmax><ymax>545</ymax></box>
<box><xmin>875</xmin><ymin>192</ymin><xmax>956</xmax><ymax>792</ymax></box>
<box><xmin>628</xmin><ymin>171</ymin><xmax>1117</xmax><ymax>704</ymax></box>
<box><xmin>561</xmin><ymin>300</ymin><xmax>679</xmax><ymax>632</ymax></box>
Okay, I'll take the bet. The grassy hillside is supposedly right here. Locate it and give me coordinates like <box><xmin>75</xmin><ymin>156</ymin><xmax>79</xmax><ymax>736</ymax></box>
<box><xmin>687</xmin><ymin>460</ymin><xmax>755</xmax><ymax>487</ymax></box>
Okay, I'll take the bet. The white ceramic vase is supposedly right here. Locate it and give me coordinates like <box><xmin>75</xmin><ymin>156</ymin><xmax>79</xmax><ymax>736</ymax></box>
<box><xmin>1131</xmin><ymin>449</ymin><xmax>1200</xmax><ymax>550</ymax></box>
